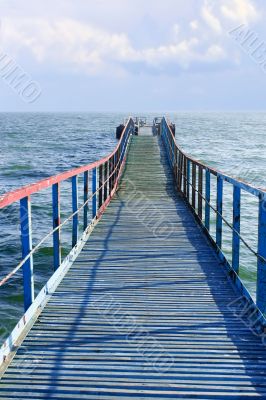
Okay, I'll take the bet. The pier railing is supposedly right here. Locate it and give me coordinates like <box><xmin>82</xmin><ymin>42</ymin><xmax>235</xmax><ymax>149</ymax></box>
<box><xmin>0</xmin><ymin>117</ymin><xmax>134</xmax><ymax>315</ymax></box>
<box><xmin>161</xmin><ymin>117</ymin><xmax>266</xmax><ymax>320</ymax></box>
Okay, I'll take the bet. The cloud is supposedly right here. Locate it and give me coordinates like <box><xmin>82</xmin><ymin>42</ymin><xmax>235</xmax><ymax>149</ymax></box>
<box><xmin>0</xmin><ymin>0</ymin><xmax>264</xmax><ymax>111</ymax></box>
<box><xmin>0</xmin><ymin>0</ymin><xmax>261</xmax><ymax>78</ymax></box>
<box><xmin>221</xmin><ymin>0</ymin><xmax>259</xmax><ymax>24</ymax></box>
<box><xmin>2</xmin><ymin>18</ymin><xmax>137</xmax><ymax>74</ymax></box>
<box><xmin>201</xmin><ymin>1</ymin><xmax>222</xmax><ymax>34</ymax></box>
<box><xmin>0</xmin><ymin>16</ymin><xmax>230</xmax><ymax>76</ymax></box>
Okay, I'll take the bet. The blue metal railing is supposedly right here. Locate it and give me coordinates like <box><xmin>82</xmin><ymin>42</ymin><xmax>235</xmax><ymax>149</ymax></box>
<box><xmin>0</xmin><ymin>118</ymin><xmax>134</xmax><ymax>311</ymax></box>
<box><xmin>161</xmin><ymin>117</ymin><xmax>266</xmax><ymax>320</ymax></box>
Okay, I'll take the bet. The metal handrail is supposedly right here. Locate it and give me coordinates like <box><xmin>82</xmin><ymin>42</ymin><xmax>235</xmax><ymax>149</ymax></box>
<box><xmin>0</xmin><ymin>117</ymin><xmax>135</xmax><ymax>311</ymax></box>
<box><xmin>161</xmin><ymin>117</ymin><xmax>266</xmax><ymax>317</ymax></box>
<box><xmin>0</xmin><ymin>119</ymin><xmax>134</xmax><ymax>209</ymax></box>
<box><xmin>0</xmin><ymin>128</ymin><xmax>132</xmax><ymax>287</ymax></box>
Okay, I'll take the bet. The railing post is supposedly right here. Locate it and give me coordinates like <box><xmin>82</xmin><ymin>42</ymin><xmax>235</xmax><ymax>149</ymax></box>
<box><xmin>187</xmin><ymin>159</ymin><xmax>190</xmax><ymax>201</ymax></box>
<box><xmin>179</xmin><ymin>154</ymin><xmax>184</xmax><ymax>191</ymax></box>
<box><xmin>104</xmin><ymin>161</ymin><xmax>108</xmax><ymax>201</ymax></box>
<box><xmin>52</xmin><ymin>183</ymin><xmax>61</xmax><ymax>270</ymax></box>
<box><xmin>232</xmin><ymin>186</ymin><xmax>241</xmax><ymax>274</ymax></box>
<box><xmin>113</xmin><ymin>153</ymin><xmax>117</xmax><ymax>190</ymax></box>
<box><xmin>257</xmin><ymin>194</ymin><xmax>266</xmax><ymax>314</ymax></box>
<box><xmin>98</xmin><ymin>165</ymin><xmax>103</xmax><ymax>209</ymax></box>
<box><xmin>117</xmin><ymin>147</ymin><xmax>121</xmax><ymax>176</ymax></box>
<box><xmin>20</xmin><ymin>196</ymin><xmax>34</xmax><ymax>311</ymax></box>
<box><xmin>216</xmin><ymin>175</ymin><xmax>223</xmax><ymax>249</ymax></box>
<box><xmin>177</xmin><ymin>151</ymin><xmax>180</xmax><ymax>190</ymax></box>
<box><xmin>109</xmin><ymin>157</ymin><xmax>113</xmax><ymax>195</ymax></box>
<box><xmin>205</xmin><ymin>169</ymin><xmax>210</xmax><ymax>231</ymax></box>
<box><xmin>172</xmin><ymin>137</ymin><xmax>175</xmax><ymax>167</ymax></box>
<box><xmin>83</xmin><ymin>171</ymin><xmax>89</xmax><ymax>231</ymax></box>
<box><xmin>92</xmin><ymin>167</ymin><xmax>97</xmax><ymax>219</ymax></box>
<box><xmin>183</xmin><ymin>157</ymin><xmax>187</xmax><ymax>195</ymax></box>
<box><xmin>121</xmin><ymin>133</ymin><xmax>125</xmax><ymax>160</ymax></box>
<box><xmin>192</xmin><ymin>163</ymin><xmax>196</xmax><ymax>210</ymax></box>
<box><xmin>198</xmin><ymin>166</ymin><xmax>203</xmax><ymax>220</ymax></box>
<box><xmin>174</xmin><ymin>146</ymin><xmax>178</xmax><ymax>183</ymax></box>
<box><xmin>166</xmin><ymin>125</ymin><xmax>171</xmax><ymax>163</ymax></box>
<box><xmin>72</xmin><ymin>175</ymin><xmax>78</xmax><ymax>247</ymax></box>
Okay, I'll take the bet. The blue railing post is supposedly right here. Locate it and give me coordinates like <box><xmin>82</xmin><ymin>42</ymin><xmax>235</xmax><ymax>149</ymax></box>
<box><xmin>104</xmin><ymin>162</ymin><xmax>108</xmax><ymax>201</ymax></box>
<box><xmin>172</xmin><ymin>137</ymin><xmax>175</xmax><ymax>167</ymax></box>
<box><xmin>83</xmin><ymin>171</ymin><xmax>89</xmax><ymax>231</ymax></box>
<box><xmin>205</xmin><ymin>170</ymin><xmax>210</xmax><ymax>231</ymax></box>
<box><xmin>232</xmin><ymin>186</ymin><xmax>241</xmax><ymax>274</ymax></box>
<box><xmin>92</xmin><ymin>167</ymin><xmax>97</xmax><ymax>219</ymax></box>
<box><xmin>120</xmin><ymin>134</ymin><xmax>125</xmax><ymax>160</ymax></box>
<box><xmin>216</xmin><ymin>175</ymin><xmax>223</xmax><ymax>249</ymax></box>
<box><xmin>113</xmin><ymin>153</ymin><xmax>117</xmax><ymax>189</ymax></box>
<box><xmin>192</xmin><ymin>164</ymin><xmax>196</xmax><ymax>210</ymax></box>
<box><xmin>187</xmin><ymin>159</ymin><xmax>190</xmax><ymax>201</ymax></box>
<box><xmin>52</xmin><ymin>183</ymin><xmax>61</xmax><ymax>270</ymax></box>
<box><xmin>257</xmin><ymin>194</ymin><xmax>266</xmax><ymax>314</ymax></box>
<box><xmin>72</xmin><ymin>175</ymin><xmax>78</xmax><ymax>247</ymax></box>
<box><xmin>20</xmin><ymin>196</ymin><xmax>34</xmax><ymax>311</ymax></box>
<box><xmin>198</xmin><ymin>166</ymin><xmax>203</xmax><ymax>220</ymax></box>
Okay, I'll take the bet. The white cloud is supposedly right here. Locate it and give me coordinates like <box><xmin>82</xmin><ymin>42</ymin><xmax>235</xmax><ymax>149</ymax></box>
<box><xmin>221</xmin><ymin>0</ymin><xmax>259</xmax><ymax>24</ymax></box>
<box><xmin>2</xmin><ymin>18</ymin><xmax>137</xmax><ymax>74</ymax></box>
<box><xmin>201</xmin><ymin>1</ymin><xmax>222</xmax><ymax>34</ymax></box>
<box><xmin>0</xmin><ymin>16</ymin><xmax>230</xmax><ymax>75</ymax></box>
<box><xmin>3</xmin><ymin>0</ymin><xmax>259</xmax><ymax>78</ymax></box>
<box><xmin>206</xmin><ymin>44</ymin><xmax>226</xmax><ymax>60</ymax></box>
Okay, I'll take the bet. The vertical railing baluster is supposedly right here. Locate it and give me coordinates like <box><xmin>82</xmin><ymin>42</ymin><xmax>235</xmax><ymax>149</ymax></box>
<box><xmin>177</xmin><ymin>151</ymin><xmax>181</xmax><ymax>190</ymax></box>
<box><xmin>205</xmin><ymin>169</ymin><xmax>211</xmax><ymax>231</ymax></box>
<box><xmin>257</xmin><ymin>194</ymin><xmax>266</xmax><ymax>314</ymax></box>
<box><xmin>216</xmin><ymin>175</ymin><xmax>223</xmax><ymax>249</ymax></box>
<box><xmin>183</xmin><ymin>157</ymin><xmax>187</xmax><ymax>195</ymax></box>
<box><xmin>117</xmin><ymin>147</ymin><xmax>121</xmax><ymax>177</ymax></box>
<box><xmin>168</xmin><ymin>129</ymin><xmax>171</xmax><ymax>162</ymax></box>
<box><xmin>72</xmin><ymin>175</ymin><xmax>78</xmax><ymax>247</ymax></box>
<box><xmin>113</xmin><ymin>153</ymin><xmax>117</xmax><ymax>190</ymax></box>
<box><xmin>104</xmin><ymin>161</ymin><xmax>108</xmax><ymax>201</ymax></box>
<box><xmin>192</xmin><ymin>163</ymin><xmax>196</xmax><ymax>210</ymax></box>
<box><xmin>109</xmin><ymin>158</ymin><xmax>112</xmax><ymax>195</ymax></box>
<box><xmin>98</xmin><ymin>165</ymin><xmax>103</xmax><ymax>209</ymax></box>
<box><xmin>83</xmin><ymin>171</ymin><xmax>89</xmax><ymax>231</ymax></box>
<box><xmin>198</xmin><ymin>166</ymin><xmax>203</xmax><ymax>220</ymax></box>
<box><xmin>174</xmin><ymin>146</ymin><xmax>178</xmax><ymax>184</ymax></box>
<box><xmin>187</xmin><ymin>159</ymin><xmax>190</xmax><ymax>202</ymax></box>
<box><xmin>52</xmin><ymin>183</ymin><xmax>61</xmax><ymax>270</ymax></box>
<box><xmin>232</xmin><ymin>186</ymin><xmax>241</xmax><ymax>274</ymax></box>
<box><xmin>179</xmin><ymin>154</ymin><xmax>184</xmax><ymax>192</ymax></box>
<box><xmin>20</xmin><ymin>196</ymin><xmax>34</xmax><ymax>311</ymax></box>
<box><xmin>176</xmin><ymin>150</ymin><xmax>180</xmax><ymax>191</ymax></box>
<box><xmin>92</xmin><ymin>167</ymin><xmax>97</xmax><ymax>219</ymax></box>
<box><xmin>120</xmin><ymin>133</ymin><xmax>124</xmax><ymax>160</ymax></box>
<box><xmin>172</xmin><ymin>137</ymin><xmax>175</xmax><ymax>167</ymax></box>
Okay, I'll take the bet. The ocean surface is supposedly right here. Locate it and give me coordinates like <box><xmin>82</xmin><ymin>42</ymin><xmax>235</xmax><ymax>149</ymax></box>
<box><xmin>0</xmin><ymin>112</ymin><xmax>265</xmax><ymax>344</ymax></box>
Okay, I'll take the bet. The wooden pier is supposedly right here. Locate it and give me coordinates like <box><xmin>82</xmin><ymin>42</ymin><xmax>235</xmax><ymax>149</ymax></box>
<box><xmin>1</xmin><ymin>118</ymin><xmax>266</xmax><ymax>398</ymax></box>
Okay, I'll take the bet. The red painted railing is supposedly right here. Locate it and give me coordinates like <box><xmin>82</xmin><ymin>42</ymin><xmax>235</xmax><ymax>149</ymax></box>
<box><xmin>0</xmin><ymin>117</ymin><xmax>135</xmax><ymax>312</ymax></box>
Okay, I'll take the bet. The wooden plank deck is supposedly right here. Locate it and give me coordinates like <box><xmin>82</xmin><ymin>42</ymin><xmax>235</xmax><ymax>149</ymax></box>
<box><xmin>1</xmin><ymin>135</ymin><xmax>266</xmax><ymax>398</ymax></box>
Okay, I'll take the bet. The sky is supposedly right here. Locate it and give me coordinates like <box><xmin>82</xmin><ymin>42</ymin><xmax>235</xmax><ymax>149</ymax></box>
<box><xmin>0</xmin><ymin>0</ymin><xmax>265</xmax><ymax>112</ymax></box>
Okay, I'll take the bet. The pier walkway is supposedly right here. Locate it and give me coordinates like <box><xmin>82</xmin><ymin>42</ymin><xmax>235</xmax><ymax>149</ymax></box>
<box><xmin>1</xmin><ymin>118</ymin><xmax>266</xmax><ymax>398</ymax></box>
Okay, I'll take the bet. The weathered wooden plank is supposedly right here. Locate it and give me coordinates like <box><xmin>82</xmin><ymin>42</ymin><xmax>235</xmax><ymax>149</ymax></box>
<box><xmin>1</xmin><ymin>135</ymin><xmax>266</xmax><ymax>399</ymax></box>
